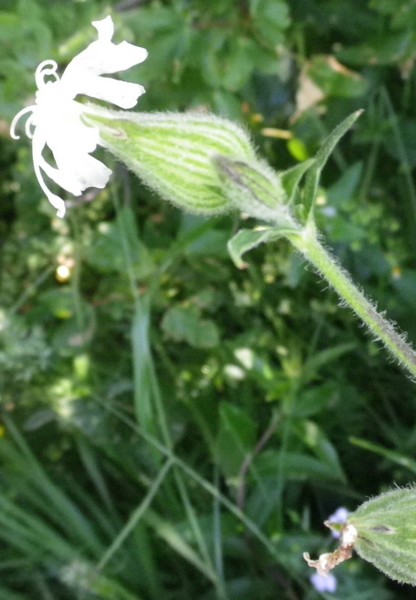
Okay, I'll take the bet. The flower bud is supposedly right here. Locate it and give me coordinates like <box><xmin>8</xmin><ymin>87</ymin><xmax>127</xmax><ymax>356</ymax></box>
<box><xmin>87</xmin><ymin>110</ymin><xmax>258</xmax><ymax>215</ymax></box>
<box><xmin>213</xmin><ymin>155</ymin><xmax>294</xmax><ymax>226</ymax></box>
<box><xmin>348</xmin><ymin>486</ymin><xmax>416</xmax><ymax>586</ymax></box>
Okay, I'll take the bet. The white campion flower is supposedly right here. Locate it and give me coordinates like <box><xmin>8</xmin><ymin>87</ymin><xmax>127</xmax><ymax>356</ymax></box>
<box><xmin>10</xmin><ymin>15</ymin><xmax>147</xmax><ymax>217</ymax></box>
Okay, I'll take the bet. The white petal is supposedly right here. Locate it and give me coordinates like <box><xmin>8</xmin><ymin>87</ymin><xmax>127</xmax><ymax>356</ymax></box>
<box><xmin>60</xmin><ymin>19</ymin><xmax>147</xmax><ymax>104</ymax></box>
<box><xmin>75</xmin><ymin>76</ymin><xmax>146</xmax><ymax>109</ymax></box>
<box><xmin>32</xmin><ymin>130</ymin><xmax>67</xmax><ymax>217</ymax></box>
<box><xmin>32</xmin><ymin>109</ymin><xmax>112</xmax><ymax>211</ymax></box>
<box><xmin>48</xmin><ymin>192</ymin><xmax>66</xmax><ymax>218</ymax></box>
<box><xmin>48</xmin><ymin>16</ymin><xmax>147</xmax><ymax>106</ymax></box>
<box><xmin>44</xmin><ymin>107</ymin><xmax>100</xmax><ymax>156</ymax></box>
<box><xmin>40</xmin><ymin>151</ymin><xmax>112</xmax><ymax>196</ymax></box>
<box><xmin>90</xmin><ymin>40</ymin><xmax>148</xmax><ymax>74</ymax></box>
<box><xmin>10</xmin><ymin>106</ymin><xmax>36</xmax><ymax>140</ymax></box>
<box><xmin>62</xmin><ymin>41</ymin><xmax>147</xmax><ymax>85</ymax></box>
<box><xmin>91</xmin><ymin>16</ymin><xmax>148</xmax><ymax>73</ymax></box>
<box><xmin>92</xmin><ymin>15</ymin><xmax>114</xmax><ymax>41</ymax></box>
<box><xmin>44</xmin><ymin>110</ymin><xmax>111</xmax><ymax>195</ymax></box>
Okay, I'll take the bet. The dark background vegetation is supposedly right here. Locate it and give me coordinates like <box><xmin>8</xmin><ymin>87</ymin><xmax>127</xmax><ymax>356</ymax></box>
<box><xmin>1</xmin><ymin>0</ymin><xmax>416</xmax><ymax>598</ymax></box>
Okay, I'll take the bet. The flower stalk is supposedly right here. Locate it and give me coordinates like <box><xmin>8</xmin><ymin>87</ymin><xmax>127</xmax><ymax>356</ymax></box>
<box><xmin>288</xmin><ymin>222</ymin><xmax>416</xmax><ymax>380</ymax></box>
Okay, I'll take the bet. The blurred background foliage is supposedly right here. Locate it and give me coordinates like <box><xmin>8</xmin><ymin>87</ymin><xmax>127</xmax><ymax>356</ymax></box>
<box><xmin>1</xmin><ymin>0</ymin><xmax>416</xmax><ymax>598</ymax></box>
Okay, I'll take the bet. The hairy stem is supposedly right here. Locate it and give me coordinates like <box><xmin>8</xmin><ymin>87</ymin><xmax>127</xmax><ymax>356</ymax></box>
<box><xmin>289</xmin><ymin>223</ymin><xmax>416</xmax><ymax>379</ymax></box>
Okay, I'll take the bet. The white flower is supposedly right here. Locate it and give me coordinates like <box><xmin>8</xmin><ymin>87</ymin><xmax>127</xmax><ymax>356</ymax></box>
<box><xmin>10</xmin><ymin>15</ymin><xmax>147</xmax><ymax>217</ymax></box>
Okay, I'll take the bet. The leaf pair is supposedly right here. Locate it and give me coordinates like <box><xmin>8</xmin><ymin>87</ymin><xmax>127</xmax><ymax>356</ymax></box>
<box><xmin>226</xmin><ymin>110</ymin><xmax>363</xmax><ymax>268</ymax></box>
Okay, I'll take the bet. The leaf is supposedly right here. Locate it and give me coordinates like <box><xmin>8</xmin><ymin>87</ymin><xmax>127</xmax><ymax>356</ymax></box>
<box><xmin>131</xmin><ymin>297</ymin><xmax>156</xmax><ymax>434</ymax></box>
<box><xmin>161</xmin><ymin>305</ymin><xmax>220</xmax><ymax>349</ymax></box>
<box><xmin>85</xmin><ymin>207</ymin><xmax>154</xmax><ymax>278</ymax></box>
<box><xmin>280</xmin><ymin>159</ymin><xmax>315</xmax><ymax>204</ymax></box>
<box><xmin>37</xmin><ymin>288</ymin><xmax>74</xmax><ymax>320</ymax></box>
<box><xmin>145</xmin><ymin>511</ymin><xmax>216</xmax><ymax>582</ymax></box>
<box><xmin>249</xmin><ymin>0</ymin><xmax>290</xmax><ymax>47</ymax></box>
<box><xmin>215</xmin><ymin>402</ymin><xmax>257</xmax><ymax>484</ymax></box>
<box><xmin>349</xmin><ymin>437</ymin><xmax>416</xmax><ymax>474</ymax></box>
<box><xmin>23</xmin><ymin>409</ymin><xmax>55</xmax><ymax>431</ymax></box>
<box><xmin>338</xmin><ymin>31</ymin><xmax>415</xmax><ymax>66</ymax></box>
<box><xmin>302</xmin><ymin>110</ymin><xmax>364</xmax><ymax>222</ymax></box>
<box><xmin>302</xmin><ymin>342</ymin><xmax>356</xmax><ymax>383</ymax></box>
<box><xmin>290</xmin><ymin>382</ymin><xmax>338</xmax><ymax>418</ymax></box>
<box><xmin>307</xmin><ymin>56</ymin><xmax>368</xmax><ymax>99</ymax></box>
<box><xmin>295</xmin><ymin>421</ymin><xmax>347</xmax><ymax>482</ymax></box>
<box><xmin>255</xmin><ymin>449</ymin><xmax>345</xmax><ymax>482</ymax></box>
<box><xmin>183</xmin><ymin>228</ymin><xmax>229</xmax><ymax>259</ymax></box>
<box><xmin>227</xmin><ymin>227</ymin><xmax>287</xmax><ymax>269</ymax></box>
<box><xmin>204</xmin><ymin>35</ymin><xmax>258</xmax><ymax>91</ymax></box>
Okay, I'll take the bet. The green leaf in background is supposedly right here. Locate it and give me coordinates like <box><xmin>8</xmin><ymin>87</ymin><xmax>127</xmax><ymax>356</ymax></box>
<box><xmin>301</xmin><ymin>342</ymin><xmax>356</xmax><ymax>384</ymax></box>
<box><xmin>215</xmin><ymin>401</ymin><xmax>257</xmax><ymax>485</ymax></box>
<box><xmin>307</xmin><ymin>55</ymin><xmax>368</xmax><ymax>99</ymax></box>
<box><xmin>345</xmin><ymin>32</ymin><xmax>415</xmax><ymax>65</ymax></box>
<box><xmin>37</xmin><ymin>288</ymin><xmax>75</xmax><ymax>320</ymax></box>
<box><xmin>161</xmin><ymin>305</ymin><xmax>220</xmax><ymax>349</ymax></box>
<box><xmin>203</xmin><ymin>35</ymin><xmax>259</xmax><ymax>91</ymax></box>
<box><xmin>350</xmin><ymin>437</ymin><xmax>416</xmax><ymax>475</ymax></box>
<box><xmin>253</xmin><ymin>448</ymin><xmax>345</xmax><ymax>485</ymax></box>
<box><xmin>294</xmin><ymin>420</ymin><xmax>347</xmax><ymax>483</ymax></box>
<box><xmin>382</xmin><ymin>117</ymin><xmax>416</xmax><ymax>167</ymax></box>
<box><xmin>0</xmin><ymin>0</ymin><xmax>52</xmax><ymax>118</ymax></box>
<box><xmin>326</xmin><ymin>162</ymin><xmax>363</xmax><ymax>207</ymax></box>
<box><xmin>249</xmin><ymin>0</ymin><xmax>290</xmax><ymax>47</ymax></box>
<box><xmin>290</xmin><ymin>382</ymin><xmax>338</xmax><ymax>418</ymax></box>
<box><xmin>85</xmin><ymin>207</ymin><xmax>154</xmax><ymax>278</ymax></box>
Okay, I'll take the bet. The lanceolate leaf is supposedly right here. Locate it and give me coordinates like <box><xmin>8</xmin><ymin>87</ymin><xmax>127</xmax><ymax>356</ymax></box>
<box><xmin>280</xmin><ymin>158</ymin><xmax>315</xmax><ymax>205</ymax></box>
<box><xmin>227</xmin><ymin>227</ymin><xmax>288</xmax><ymax>268</ymax></box>
<box><xmin>302</xmin><ymin>110</ymin><xmax>363</xmax><ymax>222</ymax></box>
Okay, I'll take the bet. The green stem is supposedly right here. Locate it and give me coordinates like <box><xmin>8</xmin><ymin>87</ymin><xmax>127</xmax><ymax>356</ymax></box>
<box><xmin>289</xmin><ymin>223</ymin><xmax>416</xmax><ymax>379</ymax></box>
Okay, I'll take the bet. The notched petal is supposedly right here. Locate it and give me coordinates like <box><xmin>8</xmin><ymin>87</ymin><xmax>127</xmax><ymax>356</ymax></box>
<box><xmin>76</xmin><ymin>76</ymin><xmax>146</xmax><ymax>109</ymax></box>
<box><xmin>39</xmin><ymin>151</ymin><xmax>112</xmax><ymax>197</ymax></box>
<box><xmin>92</xmin><ymin>15</ymin><xmax>114</xmax><ymax>41</ymax></box>
<box><xmin>61</xmin><ymin>16</ymin><xmax>147</xmax><ymax>96</ymax></box>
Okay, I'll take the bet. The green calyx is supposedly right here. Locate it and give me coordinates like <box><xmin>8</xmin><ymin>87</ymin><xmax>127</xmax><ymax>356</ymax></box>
<box><xmin>304</xmin><ymin>486</ymin><xmax>416</xmax><ymax>587</ymax></box>
<box><xmin>213</xmin><ymin>155</ymin><xmax>294</xmax><ymax>226</ymax></box>
<box><xmin>87</xmin><ymin>109</ymin><xmax>264</xmax><ymax>216</ymax></box>
<box><xmin>348</xmin><ymin>486</ymin><xmax>416</xmax><ymax>586</ymax></box>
